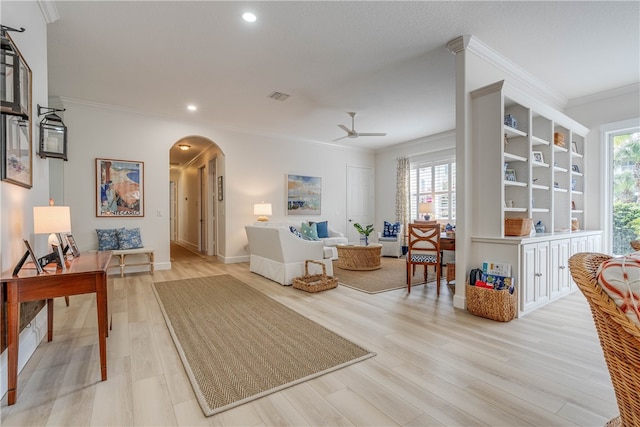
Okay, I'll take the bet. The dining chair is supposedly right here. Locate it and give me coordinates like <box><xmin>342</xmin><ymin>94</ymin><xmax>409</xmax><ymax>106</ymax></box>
<box><xmin>406</xmin><ymin>223</ymin><xmax>441</xmax><ymax>295</ymax></box>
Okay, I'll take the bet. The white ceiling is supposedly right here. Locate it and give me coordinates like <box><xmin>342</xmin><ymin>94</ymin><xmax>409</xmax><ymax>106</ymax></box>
<box><xmin>46</xmin><ymin>1</ymin><xmax>640</xmax><ymax>157</ymax></box>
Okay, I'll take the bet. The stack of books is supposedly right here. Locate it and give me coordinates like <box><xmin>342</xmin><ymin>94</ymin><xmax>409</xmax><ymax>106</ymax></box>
<box><xmin>475</xmin><ymin>262</ymin><xmax>515</xmax><ymax>294</ymax></box>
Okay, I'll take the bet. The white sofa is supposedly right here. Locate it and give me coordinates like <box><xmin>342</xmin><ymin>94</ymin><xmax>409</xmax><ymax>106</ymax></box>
<box><xmin>245</xmin><ymin>225</ymin><xmax>335</xmax><ymax>286</ymax></box>
<box><xmin>284</xmin><ymin>220</ymin><xmax>348</xmax><ymax>248</ymax></box>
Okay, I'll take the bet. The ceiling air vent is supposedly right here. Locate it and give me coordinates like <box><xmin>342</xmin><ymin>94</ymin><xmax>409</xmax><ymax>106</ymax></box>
<box><xmin>267</xmin><ymin>91</ymin><xmax>290</xmax><ymax>101</ymax></box>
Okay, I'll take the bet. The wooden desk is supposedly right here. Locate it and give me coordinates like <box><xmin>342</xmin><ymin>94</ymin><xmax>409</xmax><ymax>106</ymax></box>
<box><xmin>0</xmin><ymin>251</ymin><xmax>112</xmax><ymax>405</ymax></box>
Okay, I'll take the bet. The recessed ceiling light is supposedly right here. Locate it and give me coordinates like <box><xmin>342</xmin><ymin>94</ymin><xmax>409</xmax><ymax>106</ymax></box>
<box><xmin>187</xmin><ymin>105</ymin><xmax>197</xmax><ymax>111</ymax></box>
<box><xmin>242</xmin><ymin>12</ymin><xmax>257</xmax><ymax>23</ymax></box>
<box><xmin>178</xmin><ymin>144</ymin><xmax>191</xmax><ymax>151</ymax></box>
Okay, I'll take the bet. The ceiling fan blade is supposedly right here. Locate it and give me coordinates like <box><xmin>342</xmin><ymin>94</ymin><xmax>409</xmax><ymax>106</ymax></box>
<box><xmin>357</xmin><ymin>132</ymin><xmax>387</xmax><ymax>137</ymax></box>
<box><xmin>332</xmin><ymin>135</ymin><xmax>349</xmax><ymax>142</ymax></box>
<box><xmin>337</xmin><ymin>124</ymin><xmax>351</xmax><ymax>133</ymax></box>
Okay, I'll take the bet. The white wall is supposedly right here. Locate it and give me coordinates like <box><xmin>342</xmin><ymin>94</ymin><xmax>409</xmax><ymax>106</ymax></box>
<box><xmin>57</xmin><ymin>99</ymin><xmax>375</xmax><ymax>266</ymax></box>
<box><xmin>0</xmin><ymin>0</ymin><xmax>53</xmax><ymax>399</ymax></box>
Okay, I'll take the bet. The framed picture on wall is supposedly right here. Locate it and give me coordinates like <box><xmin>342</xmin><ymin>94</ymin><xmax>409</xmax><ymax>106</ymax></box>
<box><xmin>217</xmin><ymin>176</ymin><xmax>223</xmax><ymax>201</ymax></box>
<box><xmin>96</xmin><ymin>158</ymin><xmax>144</xmax><ymax>217</ymax></box>
<box><xmin>1</xmin><ymin>114</ymin><xmax>32</xmax><ymax>188</ymax></box>
<box><xmin>287</xmin><ymin>174</ymin><xmax>321</xmax><ymax>215</ymax></box>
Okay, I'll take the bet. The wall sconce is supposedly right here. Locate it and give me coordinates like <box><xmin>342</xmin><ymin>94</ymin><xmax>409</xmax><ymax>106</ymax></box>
<box><xmin>1</xmin><ymin>25</ymin><xmax>29</xmax><ymax>117</ymax></box>
<box><xmin>253</xmin><ymin>202</ymin><xmax>272</xmax><ymax>222</ymax></box>
<box><xmin>38</xmin><ymin>105</ymin><xmax>68</xmax><ymax>160</ymax></box>
<box><xmin>418</xmin><ymin>202</ymin><xmax>433</xmax><ymax>221</ymax></box>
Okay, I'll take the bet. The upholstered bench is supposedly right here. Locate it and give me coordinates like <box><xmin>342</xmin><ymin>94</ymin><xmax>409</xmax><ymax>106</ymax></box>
<box><xmin>110</xmin><ymin>248</ymin><xmax>154</xmax><ymax>278</ymax></box>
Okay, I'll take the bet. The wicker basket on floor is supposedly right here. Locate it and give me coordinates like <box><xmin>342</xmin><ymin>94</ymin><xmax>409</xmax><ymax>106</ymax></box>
<box><xmin>466</xmin><ymin>283</ymin><xmax>517</xmax><ymax>322</ymax></box>
<box><xmin>293</xmin><ymin>260</ymin><xmax>337</xmax><ymax>293</ymax></box>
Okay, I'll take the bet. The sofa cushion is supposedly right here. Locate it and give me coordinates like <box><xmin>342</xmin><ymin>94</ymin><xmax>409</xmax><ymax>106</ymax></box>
<box><xmin>320</xmin><ymin>236</ymin><xmax>347</xmax><ymax>246</ymax></box>
<box><xmin>300</xmin><ymin>222</ymin><xmax>320</xmax><ymax>240</ymax></box>
<box><xmin>383</xmin><ymin>221</ymin><xmax>401</xmax><ymax>238</ymax></box>
<box><xmin>117</xmin><ymin>227</ymin><xmax>144</xmax><ymax>250</ymax></box>
<box><xmin>96</xmin><ymin>228</ymin><xmax>122</xmax><ymax>251</ymax></box>
<box><xmin>311</xmin><ymin>221</ymin><xmax>329</xmax><ymax>238</ymax></box>
<box><xmin>597</xmin><ymin>254</ymin><xmax>640</xmax><ymax>326</ymax></box>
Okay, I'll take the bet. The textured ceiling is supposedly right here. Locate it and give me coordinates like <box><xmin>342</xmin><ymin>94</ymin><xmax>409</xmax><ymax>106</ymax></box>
<box><xmin>46</xmin><ymin>1</ymin><xmax>640</xmax><ymax>157</ymax></box>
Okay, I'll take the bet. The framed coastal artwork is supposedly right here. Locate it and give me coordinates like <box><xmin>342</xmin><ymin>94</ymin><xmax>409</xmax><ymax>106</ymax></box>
<box><xmin>1</xmin><ymin>114</ymin><xmax>32</xmax><ymax>188</ymax></box>
<box><xmin>287</xmin><ymin>174</ymin><xmax>321</xmax><ymax>215</ymax></box>
<box><xmin>96</xmin><ymin>158</ymin><xmax>144</xmax><ymax>217</ymax></box>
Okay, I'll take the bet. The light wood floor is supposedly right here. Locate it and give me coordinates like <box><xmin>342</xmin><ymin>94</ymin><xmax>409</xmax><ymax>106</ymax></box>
<box><xmin>1</xmin><ymin>250</ymin><xmax>618</xmax><ymax>426</ymax></box>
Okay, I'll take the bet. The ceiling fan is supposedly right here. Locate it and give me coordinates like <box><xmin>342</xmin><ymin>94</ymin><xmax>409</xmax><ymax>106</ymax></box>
<box><xmin>334</xmin><ymin>112</ymin><xmax>387</xmax><ymax>141</ymax></box>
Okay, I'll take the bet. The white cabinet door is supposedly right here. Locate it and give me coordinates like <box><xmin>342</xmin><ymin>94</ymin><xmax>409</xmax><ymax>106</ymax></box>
<box><xmin>550</xmin><ymin>239</ymin><xmax>571</xmax><ymax>298</ymax></box>
<box><xmin>587</xmin><ymin>234</ymin><xmax>602</xmax><ymax>252</ymax></box>
<box><xmin>521</xmin><ymin>241</ymin><xmax>550</xmax><ymax>314</ymax></box>
<box><xmin>537</xmin><ymin>241</ymin><xmax>550</xmax><ymax>305</ymax></box>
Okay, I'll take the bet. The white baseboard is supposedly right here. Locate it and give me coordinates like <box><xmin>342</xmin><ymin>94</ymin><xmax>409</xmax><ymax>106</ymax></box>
<box><xmin>0</xmin><ymin>305</ymin><xmax>48</xmax><ymax>399</ymax></box>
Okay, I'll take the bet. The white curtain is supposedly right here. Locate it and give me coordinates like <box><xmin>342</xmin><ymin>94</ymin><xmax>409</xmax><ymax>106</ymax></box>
<box><xmin>396</xmin><ymin>157</ymin><xmax>410</xmax><ymax>245</ymax></box>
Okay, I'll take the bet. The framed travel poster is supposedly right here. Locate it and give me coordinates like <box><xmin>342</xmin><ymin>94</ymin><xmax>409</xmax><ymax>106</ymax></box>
<box><xmin>96</xmin><ymin>158</ymin><xmax>144</xmax><ymax>217</ymax></box>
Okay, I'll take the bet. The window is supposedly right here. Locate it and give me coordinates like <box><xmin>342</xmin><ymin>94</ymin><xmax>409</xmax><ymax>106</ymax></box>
<box><xmin>611</xmin><ymin>128</ymin><xmax>640</xmax><ymax>255</ymax></box>
<box><xmin>410</xmin><ymin>158</ymin><xmax>456</xmax><ymax>221</ymax></box>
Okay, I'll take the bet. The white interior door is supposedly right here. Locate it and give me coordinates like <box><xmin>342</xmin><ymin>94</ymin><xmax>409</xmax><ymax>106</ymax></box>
<box><xmin>346</xmin><ymin>165</ymin><xmax>374</xmax><ymax>242</ymax></box>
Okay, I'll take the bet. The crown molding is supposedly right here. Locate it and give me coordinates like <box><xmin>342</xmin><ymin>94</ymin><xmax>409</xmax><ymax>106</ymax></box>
<box><xmin>566</xmin><ymin>82</ymin><xmax>640</xmax><ymax>109</ymax></box>
<box><xmin>448</xmin><ymin>35</ymin><xmax>566</xmax><ymax>110</ymax></box>
<box><xmin>38</xmin><ymin>0</ymin><xmax>60</xmax><ymax>24</ymax></box>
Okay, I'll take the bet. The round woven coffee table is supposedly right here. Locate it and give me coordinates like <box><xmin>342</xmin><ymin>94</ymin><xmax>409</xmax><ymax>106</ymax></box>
<box><xmin>336</xmin><ymin>243</ymin><xmax>382</xmax><ymax>271</ymax></box>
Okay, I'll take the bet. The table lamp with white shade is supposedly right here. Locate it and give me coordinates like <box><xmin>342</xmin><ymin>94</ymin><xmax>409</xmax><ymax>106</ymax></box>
<box><xmin>418</xmin><ymin>202</ymin><xmax>433</xmax><ymax>221</ymax></box>
<box><xmin>33</xmin><ymin>205</ymin><xmax>71</xmax><ymax>270</ymax></box>
<box><xmin>253</xmin><ymin>202</ymin><xmax>272</xmax><ymax>222</ymax></box>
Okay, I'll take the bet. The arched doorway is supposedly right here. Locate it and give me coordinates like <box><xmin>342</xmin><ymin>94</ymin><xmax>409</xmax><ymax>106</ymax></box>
<box><xmin>169</xmin><ymin>136</ymin><xmax>224</xmax><ymax>257</ymax></box>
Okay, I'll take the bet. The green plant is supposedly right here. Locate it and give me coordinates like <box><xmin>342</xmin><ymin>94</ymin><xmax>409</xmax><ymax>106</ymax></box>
<box><xmin>353</xmin><ymin>223</ymin><xmax>374</xmax><ymax>236</ymax></box>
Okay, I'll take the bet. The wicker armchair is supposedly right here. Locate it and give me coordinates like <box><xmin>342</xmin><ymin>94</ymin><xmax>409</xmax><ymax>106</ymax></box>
<box><xmin>568</xmin><ymin>253</ymin><xmax>640</xmax><ymax>427</ymax></box>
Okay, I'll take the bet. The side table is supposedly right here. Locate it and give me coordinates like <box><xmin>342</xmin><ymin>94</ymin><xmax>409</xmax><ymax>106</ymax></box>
<box><xmin>336</xmin><ymin>243</ymin><xmax>382</xmax><ymax>271</ymax></box>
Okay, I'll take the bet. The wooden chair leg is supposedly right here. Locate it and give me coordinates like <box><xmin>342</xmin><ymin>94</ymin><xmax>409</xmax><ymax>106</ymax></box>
<box><xmin>406</xmin><ymin>261</ymin><xmax>411</xmax><ymax>293</ymax></box>
<box><xmin>64</xmin><ymin>296</ymin><xmax>69</xmax><ymax>306</ymax></box>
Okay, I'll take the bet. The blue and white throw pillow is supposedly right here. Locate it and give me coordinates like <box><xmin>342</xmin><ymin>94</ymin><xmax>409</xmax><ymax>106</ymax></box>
<box><xmin>96</xmin><ymin>228</ymin><xmax>122</xmax><ymax>251</ymax></box>
<box><xmin>289</xmin><ymin>225</ymin><xmax>303</xmax><ymax>239</ymax></box>
<box><xmin>117</xmin><ymin>227</ymin><xmax>143</xmax><ymax>249</ymax></box>
<box><xmin>300</xmin><ymin>222</ymin><xmax>320</xmax><ymax>240</ymax></box>
<box><xmin>383</xmin><ymin>221</ymin><xmax>401</xmax><ymax>238</ymax></box>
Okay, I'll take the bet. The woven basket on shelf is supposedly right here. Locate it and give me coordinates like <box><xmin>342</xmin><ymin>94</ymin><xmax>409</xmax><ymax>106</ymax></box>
<box><xmin>292</xmin><ymin>260</ymin><xmax>337</xmax><ymax>293</ymax></box>
<box><xmin>504</xmin><ymin>218</ymin><xmax>532</xmax><ymax>236</ymax></box>
<box><xmin>466</xmin><ymin>283</ymin><xmax>517</xmax><ymax>322</ymax></box>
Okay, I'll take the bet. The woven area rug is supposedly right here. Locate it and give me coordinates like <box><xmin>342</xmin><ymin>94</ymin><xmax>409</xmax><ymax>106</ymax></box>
<box><xmin>334</xmin><ymin>257</ymin><xmax>447</xmax><ymax>294</ymax></box>
<box><xmin>152</xmin><ymin>275</ymin><xmax>375</xmax><ymax>416</ymax></box>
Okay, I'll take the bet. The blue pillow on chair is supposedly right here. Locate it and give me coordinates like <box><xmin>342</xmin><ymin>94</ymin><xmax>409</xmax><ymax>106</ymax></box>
<box><xmin>383</xmin><ymin>221</ymin><xmax>401</xmax><ymax>238</ymax></box>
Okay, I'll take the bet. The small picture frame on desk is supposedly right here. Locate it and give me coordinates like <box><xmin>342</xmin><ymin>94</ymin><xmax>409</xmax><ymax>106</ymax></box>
<box><xmin>66</xmin><ymin>234</ymin><xmax>80</xmax><ymax>257</ymax></box>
